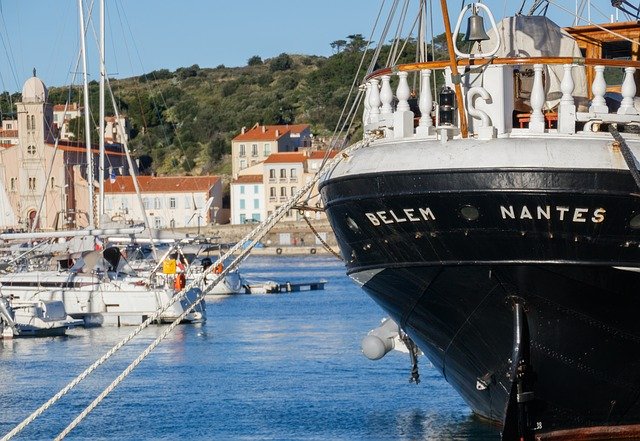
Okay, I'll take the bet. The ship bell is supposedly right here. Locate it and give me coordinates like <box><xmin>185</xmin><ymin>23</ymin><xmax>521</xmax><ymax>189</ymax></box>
<box><xmin>465</xmin><ymin>7</ymin><xmax>490</xmax><ymax>42</ymax></box>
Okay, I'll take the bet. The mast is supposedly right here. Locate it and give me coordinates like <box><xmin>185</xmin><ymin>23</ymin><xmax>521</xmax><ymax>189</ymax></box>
<box><xmin>78</xmin><ymin>0</ymin><xmax>95</xmax><ymax>228</ymax></box>
<box><xmin>439</xmin><ymin>0</ymin><xmax>468</xmax><ymax>138</ymax></box>
<box><xmin>98</xmin><ymin>0</ymin><xmax>105</xmax><ymax>227</ymax></box>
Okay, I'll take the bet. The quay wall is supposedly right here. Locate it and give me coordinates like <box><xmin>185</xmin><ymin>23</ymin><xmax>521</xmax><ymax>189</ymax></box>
<box><xmin>173</xmin><ymin>219</ymin><xmax>341</xmax><ymax>256</ymax></box>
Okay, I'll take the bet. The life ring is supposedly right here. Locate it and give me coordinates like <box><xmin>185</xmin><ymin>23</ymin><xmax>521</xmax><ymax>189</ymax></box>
<box><xmin>276</xmin><ymin>248</ymin><xmax>283</xmax><ymax>255</ymax></box>
<box><xmin>310</xmin><ymin>248</ymin><xmax>317</xmax><ymax>255</ymax></box>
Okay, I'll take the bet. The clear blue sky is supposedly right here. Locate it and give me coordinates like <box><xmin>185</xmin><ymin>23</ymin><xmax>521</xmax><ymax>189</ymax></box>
<box><xmin>0</xmin><ymin>0</ymin><xmax>382</xmax><ymax>92</ymax></box>
<box><xmin>0</xmin><ymin>0</ymin><xmax>622</xmax><ymax>93</ymax></box>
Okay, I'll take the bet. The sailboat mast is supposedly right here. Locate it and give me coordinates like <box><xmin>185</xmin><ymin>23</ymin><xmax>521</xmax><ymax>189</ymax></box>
<box><xmin>439</xmin><ymin>0</ymin><xmax>468</xmax><ymax>138</ymax></box>
<box><xmin>98</xmin><ymin>0</ymin><xmax>105</xmax><ymax>227</ymax></box>
<box><xmin>78</xmin><ymin>0</ymin><xmax>95</xmax><ymax>228</ymax></box>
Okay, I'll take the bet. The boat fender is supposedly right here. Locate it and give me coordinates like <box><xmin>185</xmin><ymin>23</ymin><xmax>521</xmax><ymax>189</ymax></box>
<box><xmin>276</xmin><ymin>247</ymin><xmax>282</xmax><ymax>255</ymax></box>
<box><xmin>310</xmin><ymin>248</ymin><xmax>316</xmax><ymax>255</ymax></box>
<box><xmin>361</xmin><ymin>318</ymin><xmax>400</xmax><ymax>360</ymax></box>
<box><xmin>174</xmin><ymin>273</ymin><xmax>186</xmax><ymax>291</ymax></box>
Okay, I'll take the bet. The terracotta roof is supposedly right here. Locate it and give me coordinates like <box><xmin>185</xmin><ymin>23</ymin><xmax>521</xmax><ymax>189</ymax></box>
<box><xmin>263</xmin><ymin>152</ymin><xmax>306</xmax><ymax>164</ymax></box>
<box><xmin>0</xmin><ymin>130</ymin><xmax>18</xmax><ymax>138</ymax></box>
<box><xmin>104</xmin><ymin>175</ymin><xmax>220</xmax><ymax>194</ymax></box>
<box><xmin>232</xmin><ymin>175</ymin><xmax>263</xmax><ymax>184</ymax></box>
<box><xmin>53</xmin><ymin>103</ymin><xmax>82</xmax><ymax>112</ymax></box>
<box><xmin>44</xmin><ymin>141</ymin><xmax>126</xmax><ymax>156</ymax></box>
<box><xmin>307</xmin><ymin>150</ymin><xmax>337</xmax><ymax>160</ymax></box>
<box><xmin>233</xmin><ymin>123</ymin><xmax>309</xmax><ymax>142</ymax></box>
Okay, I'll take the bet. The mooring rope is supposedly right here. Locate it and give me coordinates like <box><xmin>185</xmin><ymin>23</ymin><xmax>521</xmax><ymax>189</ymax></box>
<box><xmin>301</xmin><ymin>213</ymin><xmax>343</xmax><ymax>261</ymax></box>
<box><xmin>3</xmin><ymin>137</ymin><xmax>371</xmax><ymax>441</ymax></box>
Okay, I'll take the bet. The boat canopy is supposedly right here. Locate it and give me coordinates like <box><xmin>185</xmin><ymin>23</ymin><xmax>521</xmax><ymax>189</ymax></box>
<box><xmin>474</xmin><ymin>15</ymin><xmax>589</xmax><ymax>110</ymax></box>
<box><xmin>69</xmin><ymin>246</ymin><xmax>136</xmax><ymax>275</ymax></box>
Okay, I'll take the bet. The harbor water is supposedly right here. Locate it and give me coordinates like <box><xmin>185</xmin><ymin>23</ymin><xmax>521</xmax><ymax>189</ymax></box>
<box><xmin>0</xmin><ymin>256</ymin><xmax>501</xmax><ymax>440</ymax></box>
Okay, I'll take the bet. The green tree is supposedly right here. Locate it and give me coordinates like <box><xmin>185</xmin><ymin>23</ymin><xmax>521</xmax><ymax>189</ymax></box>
<box><xmin>330</xmin><ymin>39</ymin><xmax>347</xmax><ymax>53</ymax></box>
<box><xmin>346</xmin><ymin>34</ymin><xmax>368</xmax><ymax>52</ymax></box>
<box><xmin>270</xmin><ymin>53</ymin><xmax>293</xmax><ymax>72</ymax></box>
<box><xmin>247</xmin><ymin>55</ymin><xmax>263</xmax><ymax>66</ymax></box>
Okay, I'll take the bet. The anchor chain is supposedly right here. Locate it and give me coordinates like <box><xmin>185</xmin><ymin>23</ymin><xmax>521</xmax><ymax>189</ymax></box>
<box><xmin>400</xmin><ymin>331</ymin><xmax>421</xmax><ymax>384</ymax></box>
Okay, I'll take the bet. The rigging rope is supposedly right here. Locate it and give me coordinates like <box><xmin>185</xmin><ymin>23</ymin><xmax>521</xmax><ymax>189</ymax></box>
<box><xmin>2</xmin><ymin>136</ymin><xmax>371</xmax><ymax>441</ymax></box>
<box><xmin>609</xmin><ymin>125</ymin><xmax>640</xmax><ymax>192</ymax></box>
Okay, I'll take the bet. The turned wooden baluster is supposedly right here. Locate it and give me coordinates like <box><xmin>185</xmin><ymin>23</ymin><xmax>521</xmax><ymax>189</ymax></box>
<box><xmin>618</xmin><ymin>66</ymin><xmax>638</xmax><ymax>115</ymax></box>
<box><xmin>416</xmin><ymin>69</ymin><xmax>434</xmax><ymax>136</ymax></box>
<box><xmin>368</xmin><ymin>78</ymin><xmax>381</xmax><ymax>123</ymax></box>
<box><xmin>394</xmin><ymin>71</ymin><xmax>414</xmax><ymax>139</ymax></box>
<box><xmin>589</xmin><ymin>65</ymin><xmax>608</xmax><ymax>113</ymax></box>
<box><xmin>558</xmin><ymin>64</ymin><xmax>576</xmax><ymax>134</ymax></box>
<box><xmin>396</xmin><ymin>71</ymin><xmax>411</xmax><ymax>112</ymax></box>
<box><xmin>380</xmin><ymin>75</ymin><xmax>394</xmax><ymax>118</ymax></box>
<box><xmin>363</xmin><ymin>82</ymin><xmax>372</xmax><ymax>126</ymax></box>
<box><xmin>529</xmin><ymin>64</ymin><xmax>546</xmax><ymax>133</ymax></box>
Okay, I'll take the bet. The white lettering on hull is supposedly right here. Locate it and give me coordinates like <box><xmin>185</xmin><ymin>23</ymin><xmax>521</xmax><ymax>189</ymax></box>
<box><xmin>499</xmin><ymin>205</ymin><xmax>606</xmax><ymax>224</ymax></box>
<box><xmin>364</xmin><ymin>205</ymin><xmax>607</xmax><ymax>226</ymax></box>
<box><xmin>365</xmin><ymin>208</ymin><xmax>436</xmax><ymax>226</ymax></box>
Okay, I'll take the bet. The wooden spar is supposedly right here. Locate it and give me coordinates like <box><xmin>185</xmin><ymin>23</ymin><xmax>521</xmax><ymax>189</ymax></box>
<box><xmin>439</xmin><ymin>0</ymin><xmax>468</xmax><ymax>138</ymax></box>
<box><xmin>367</xmin><ymin>57</ymin><xmax>640</xmax><ymax>81</ymax></box>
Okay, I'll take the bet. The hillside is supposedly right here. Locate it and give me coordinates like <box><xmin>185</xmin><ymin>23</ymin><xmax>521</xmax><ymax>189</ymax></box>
<box><xmin>2</xmin><ymin>34</ymin><xmax>452</xmax><ymax>179</ymax></box>
<box><xmin>46</xmin><ymin>50</ymin><xmax>370</xmax><ymax>178</ymax></box>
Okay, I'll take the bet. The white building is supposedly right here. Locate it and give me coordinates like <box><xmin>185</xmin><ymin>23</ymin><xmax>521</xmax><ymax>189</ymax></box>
<box><xmin>103</xmin><ymin>175</ymin><xmax>225</xmax><ymax>229</ymax></box>
<box><xmin>231</xmin><ymin>123</ymin><xmax>311</xmax><ymax>178</ymax></box>
<box><xmin>230</xmin><ymin>174</ymin><xmax>265</xmax><ymax>224</ymax></box>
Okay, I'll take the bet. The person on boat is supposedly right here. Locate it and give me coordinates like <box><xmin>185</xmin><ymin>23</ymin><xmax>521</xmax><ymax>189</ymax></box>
<box><xmin>201</xmin><ymin>257</ymin><xmax>212</xmax><ymax>285</ymax></box>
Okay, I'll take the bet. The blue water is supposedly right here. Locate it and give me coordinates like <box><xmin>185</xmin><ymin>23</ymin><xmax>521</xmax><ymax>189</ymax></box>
<box><xmin>0</xmin><ymin>256</ymin><xmax>501</xmax><ymax>440</ymax></box>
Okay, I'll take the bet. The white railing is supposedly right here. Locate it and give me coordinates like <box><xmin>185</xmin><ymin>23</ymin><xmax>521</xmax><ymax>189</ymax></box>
<box><xmin>362</xmin><ymin>58</ymin><xmax>640</xmax><ymax>141</ymax></box>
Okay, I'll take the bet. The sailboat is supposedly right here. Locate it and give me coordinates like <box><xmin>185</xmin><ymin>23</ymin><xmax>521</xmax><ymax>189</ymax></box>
<box><xmin>0</xmin><ymin>0</ymin><xmax>205</xmax><ymax>327</ymax></box>
<box><xmin>319</xmin><ymin>0</ymin><xmax>640</xmax><ymax>439</ymax></box>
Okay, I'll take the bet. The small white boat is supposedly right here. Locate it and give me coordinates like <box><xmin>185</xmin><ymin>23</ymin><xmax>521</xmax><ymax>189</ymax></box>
<box><xmin>0</xmin><ymin>297</ymin><xmax>81</xmax><ymax>338</ymax></box>
<box><xmin>0</xmin><ymin>246</ymin><xmax>206</xmax><ymax>327</ymax></box>
<box><xmin>190</xmin><ymin>257</ymin><xmax>243</xmax><ymax>296</ymax></box>
<box><xmin>243</xmin><ymin>281</ymin><xmax>280</xmax><ymax>294</ymax></box>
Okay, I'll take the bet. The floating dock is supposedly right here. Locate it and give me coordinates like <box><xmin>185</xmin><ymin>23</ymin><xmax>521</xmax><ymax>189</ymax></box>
<box><xmin>243</xmin><ymin>280</ymin><xmax>326</xmax><ymax>294</ymax></box>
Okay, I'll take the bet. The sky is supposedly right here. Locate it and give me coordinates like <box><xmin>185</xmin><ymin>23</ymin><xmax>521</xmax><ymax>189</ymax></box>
<box><xmin>0</xmin><ymin>0</ymin><xmax>624</xmax><ymax>93</ymax></box>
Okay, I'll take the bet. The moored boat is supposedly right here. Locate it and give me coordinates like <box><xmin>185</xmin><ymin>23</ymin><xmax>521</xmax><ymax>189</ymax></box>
<box><xmin>0</xmin><ymin>246</ymin><xmax>205</xmax><ymax>327</ymax></box>
<box><xmin>320</xmin><ymin>1</ymin><xmax>640</xmax><ymax>439</ymax></box>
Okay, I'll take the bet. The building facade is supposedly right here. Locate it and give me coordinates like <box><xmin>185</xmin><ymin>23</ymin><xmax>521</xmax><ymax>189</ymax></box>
<box><xmin>230</xmin><ymin>175</ymin><xmax>265</xmax><ymax>224</ymax></box>
<box><xmin>231</xmin><ymin>123</ymin><xmax>312</xmax><ymax>178</ymax></box>
<box><xmin>229</xmin><ymin>150</ymin><xmax>336</xmax><ymax>225</ymax></box>
<box><xmin>103</xmin><ymin>175</ymin><xmax>225</xmax><ymax>229</ymax></box>
<box><xmin>0</xmin><ymin>75</ymin><xmax>131</xmax><ymax>230</ymax></box>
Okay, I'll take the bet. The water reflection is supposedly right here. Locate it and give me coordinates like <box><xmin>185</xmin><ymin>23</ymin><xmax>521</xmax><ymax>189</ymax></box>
<box><xmin>0</xmin><ymin>256</ymin><xmax>502</xmax><ymax>440</ymax></box>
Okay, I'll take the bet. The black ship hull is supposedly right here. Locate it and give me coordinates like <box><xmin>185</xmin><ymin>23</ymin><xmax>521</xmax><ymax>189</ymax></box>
<box><xmin>320</xmin><ymin>166</ymin><xmax>640</xmax><ymax>439</ymax></box>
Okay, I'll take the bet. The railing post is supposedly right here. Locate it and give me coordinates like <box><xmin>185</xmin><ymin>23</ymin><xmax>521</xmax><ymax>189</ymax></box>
<box><xmin>380</xmin><ymin>75</ymin><xmax>394</xmax><ymax>120</ymax></box>
<box><xmin>368</xmin><ymin>78</ymin><xmax>381</xmax><ymax>123</ymax></box>
<box><xmin>589</xmin><ymin>65</ymin><xmax>609</xmax><ymax>113</ymax></box>
<box><xmin>394</xmin><ymin>71</ymin><xmax>414</xmax><ymax>139</ymax></box>
<box><xmin>416</xmin><ymin>69</ymin><xmax>435</xmax><ymax>137</ymax></box>
<box><xmin>618</xmin><ymin>67</ymin><xmax>638</xmax><ymax>115</ymax></box>
<box><xmin>558</xmin><ymin>64</ymin><xmax>576</xmax><ymax>134</ymax></box>
<box><xmin>529</xmin><ymin>64</ymin><xmax>546</xmax><ymax>133</ymax></box>
<box><xmin>363</xmin><ymin>82</ymin><xmax>372</xmax><ymax>126</ymax></box>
